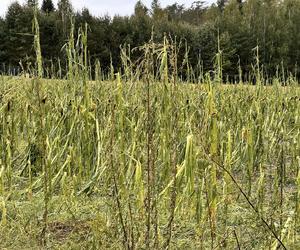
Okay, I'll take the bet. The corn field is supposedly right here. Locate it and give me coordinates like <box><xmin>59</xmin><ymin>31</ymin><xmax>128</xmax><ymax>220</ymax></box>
<box><xmin>0</xmin><ymin>18</ymin><xmax>299</xmax><ymax>249</ymax></box>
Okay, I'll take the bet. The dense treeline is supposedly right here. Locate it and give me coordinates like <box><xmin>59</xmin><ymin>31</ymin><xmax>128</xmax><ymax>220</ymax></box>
<box><xmin>0</xmin><ymin>0</ymin><xmax>299</xmax><ymax>81</ymax></box>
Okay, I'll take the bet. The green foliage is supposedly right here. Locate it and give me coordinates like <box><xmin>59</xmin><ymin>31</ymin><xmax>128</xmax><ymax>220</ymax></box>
<box><xmin>41</xmin><ymin>0</ymin><xmax>55</xmax><ymax>13</ymax></box>
<box><xmin>1</xmin><ymin>0</ymin><xmax>300</xmax><ymax>79</ymax></box>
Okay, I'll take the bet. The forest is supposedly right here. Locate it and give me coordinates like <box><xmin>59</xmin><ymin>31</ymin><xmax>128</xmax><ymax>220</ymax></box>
<box><xmin>0</xmin><ymin>0</ymin><xmax>300</xmax><ymax>81</ymax></box>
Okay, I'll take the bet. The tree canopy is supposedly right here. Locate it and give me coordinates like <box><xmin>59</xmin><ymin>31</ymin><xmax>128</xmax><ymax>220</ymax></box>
<box><xmin>0</xmin><ymin>0</ymin><xmax>299</xmax><ymax>80</ymax></box>
<box><xmin>41</xmin><ymin>0</ymin><xmax>55</xmax><ymax>13</ymax></box>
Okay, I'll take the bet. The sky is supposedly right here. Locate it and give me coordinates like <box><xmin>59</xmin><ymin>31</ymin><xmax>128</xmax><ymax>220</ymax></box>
<box><xmin>0</xmin><ymin>0</ymin><xmax>215</xmax><ymax>17</ymax></box>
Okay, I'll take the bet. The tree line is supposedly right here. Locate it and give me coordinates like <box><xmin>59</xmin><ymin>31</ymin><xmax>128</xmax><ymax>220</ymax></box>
<box><xmin>0</xmin><ymin>0</ymin><xmax>299</xmax><ymax>81</ymax></box>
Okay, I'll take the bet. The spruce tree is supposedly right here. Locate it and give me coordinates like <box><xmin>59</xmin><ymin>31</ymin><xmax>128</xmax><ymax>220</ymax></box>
<box><xmin>41</xmin><ymin>0</ymin><xmax>55</xmax><ymax>13</ymax></box>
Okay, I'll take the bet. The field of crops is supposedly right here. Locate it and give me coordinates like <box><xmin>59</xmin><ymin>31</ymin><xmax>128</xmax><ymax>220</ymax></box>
<box><xmin>0</xmin><ymin>15</ymin><xmax>299</xmax><ymax>249</ymax></box>
<box><xmin>0</xmin><ymin>72</ymin><xmax>299</xmax><ymax>249</ymax></box>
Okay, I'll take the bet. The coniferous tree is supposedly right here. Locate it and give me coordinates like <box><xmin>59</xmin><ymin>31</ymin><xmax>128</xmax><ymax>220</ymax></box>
<box><xmin>57</xmin><ymin>0</ymin><xmax>73</xmax><ymax>37</ymax></box>
<box><xmin>0</xmin><ymin>17</ymin><xmax>6</xmax><ymax>70</ymax></box>
<box><xmin>5</xmin><ymin>2</ymin><xmax>34</xmax><ymax>69</ymax></box>
<box><xmin>41</xmin><ymin>0</ymin><xmax>55</xmax><ymax>13</ymax></box>
<box><xmin>0</xmin><ymin>0</ymin><xmax>299</xmax><ymax>79</ymax></box>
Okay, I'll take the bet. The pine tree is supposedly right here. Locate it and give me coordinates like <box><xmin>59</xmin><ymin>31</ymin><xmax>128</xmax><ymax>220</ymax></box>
<box><xmin>41</xmin><ymin>0</ymin><xmax>55</xmax><ymax>13</ymax></box>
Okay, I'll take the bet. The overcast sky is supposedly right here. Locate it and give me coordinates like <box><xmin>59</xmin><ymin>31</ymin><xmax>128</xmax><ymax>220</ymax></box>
<box><xmin>0</xmin><ymin>0</ymin><xmax>215</xmax><ymax>17</ymax></box>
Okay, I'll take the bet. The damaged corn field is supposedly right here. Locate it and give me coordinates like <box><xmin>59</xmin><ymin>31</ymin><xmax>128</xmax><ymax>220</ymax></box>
<box><xmin>0</xmin><ymin>21</ymin><xmax>299</xmax><ymax>250</ymax></box>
